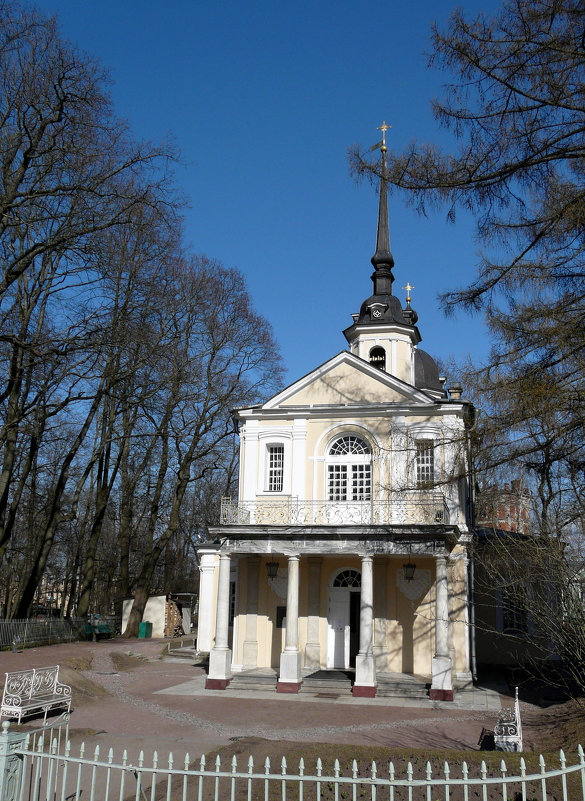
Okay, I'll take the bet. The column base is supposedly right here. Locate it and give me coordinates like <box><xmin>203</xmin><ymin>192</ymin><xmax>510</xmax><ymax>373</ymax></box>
<box><xmin>429</xmin><ymin>688</ymin><xmax>454</xmax><ymax>701</ymax></box>
<box><xmin>355</xmin><ymin>652</ymin><xmax>376</xmax><ymax>688</ymax></box>
<box><xmin>304</xmin><ymin>642</ymin><xmax>321</xmax><ymax>670</ymax></box>
<box><xmin>352</xmin><ymin>684</ymin><xmax>377</xmax><ymax>698</ymax></box>
<box><xmin>242</xmin><ymin>640</ymin><xmax>258</xmax><ymax>670</ymax></box>
<box><xmin>277</xmin><ymin>681</ymin><xmax>301</xmax><ymax>693</ymax></box>
<box><xmin>208</xmin><ymin>647</ymin><xmax>232</xmax><ymax>684</ymax></box>
<box><xmin>455</xmin><ymin>671</ymin><xmax>473</xmax><ymax>689</ymax></box>
<box><xmin>430</xmin><ymin>655</ymin><xmax>453</xmax><ymax>696</ymax></box>
<box><xmin>279</xmin><ymin>650</ymin><xmax>302</xmax><ymax>686</ymax></box>
<box><xmin>205</xmin><ymin>678</ymin><xmax>231</xmax><ymax>690</ymax></box>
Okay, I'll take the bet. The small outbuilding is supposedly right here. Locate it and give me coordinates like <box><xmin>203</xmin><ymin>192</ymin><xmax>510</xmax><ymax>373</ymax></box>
<box><xmin>122</xmin><ymin>593</ymin><xmax>195</xmax><ymax>638</ymax></box>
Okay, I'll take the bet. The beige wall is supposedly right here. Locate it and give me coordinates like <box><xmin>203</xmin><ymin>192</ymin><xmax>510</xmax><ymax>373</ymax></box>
<box><xmin>249</xmin><ymin>411</ymin><xmax>454</xmax><ymax>503</ymax></box>
<box><xmin>232</xmin><ymin>555</ymin><xmax>466</xmax><ymax>678</ymax></box>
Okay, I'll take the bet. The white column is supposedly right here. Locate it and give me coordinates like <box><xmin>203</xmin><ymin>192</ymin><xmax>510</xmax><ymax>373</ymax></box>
<box><xmin>354</xmin><ymin>555</ymin><xmax>376</xmax><ymax>696</ymax></box>
<box><xmin>456</xmin><ymin>552</ymin><xmax>473</xmax><ymax>687</ymax></box>
<box><xmin>278</xmin><ymin>555</ymin><xmax>302</xmax><ymax>691</ymax></box>
<box><xmin>242</xmin><ymin>556</ymin><xmax>260</xmax><ymax>668</ymax></box>
<box><xmin>430</xmin><ymin>554</ymin><xmax>454</xmax><ymax>700</ymax></box>
<box><xmin>305</xmin><ymin>557</ymin><xmax>322</xmax><ymax>669</ymax></box>
<box><xmin>373</xmin><ymin>557</ymin><xmax>388</xmax><ymax>672</ymax></box>
<box><xmin>206</xmin><ymin>553</ymin><xmax>232</xmax><ymax>689</ymax></box>
<box><xmin>197</xmin><ymin>550</ymin><xmax>218</xmax><ymax>652</ymax></box>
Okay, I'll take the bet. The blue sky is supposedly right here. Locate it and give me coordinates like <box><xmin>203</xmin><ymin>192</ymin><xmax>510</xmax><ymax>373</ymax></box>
<box><xmin>34</xmin><ymin>0</ymin><xmax>493</xmax><ymax>386</ymax></box>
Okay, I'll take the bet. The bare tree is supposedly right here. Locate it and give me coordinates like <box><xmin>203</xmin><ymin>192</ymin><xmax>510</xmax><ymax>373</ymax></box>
<box><xmin>349</xmin><ymin>0</ymin><xmax>585</xmax><ymax>481</ymax></box>
<box><xmin>123</xmin><ymin>256</ymin><xmax>283</xmax><ymax>636</ymax></box>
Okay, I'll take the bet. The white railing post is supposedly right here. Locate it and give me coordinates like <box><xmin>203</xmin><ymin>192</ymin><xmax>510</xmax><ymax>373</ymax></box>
<box><xmin>0</xmin><ymin>721</ymin><xmax>26</xmax><ymax>801</ymax></box>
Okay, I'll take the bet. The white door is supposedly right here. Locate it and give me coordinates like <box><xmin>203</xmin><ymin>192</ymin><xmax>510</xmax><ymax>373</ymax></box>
<box><xmin>327</xmin><ymin>589</ymin><xmax>349</xmax><ymax>668</ymax></box>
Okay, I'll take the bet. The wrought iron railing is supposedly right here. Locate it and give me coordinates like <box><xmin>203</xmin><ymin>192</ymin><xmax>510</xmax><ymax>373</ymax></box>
<box><xmin>3</xmin><ymin>721</ymin><xmax>585</xmax><ymax>801</ymax></box>
<box><xmin>221</xmin><ymin>493</ymin><xmax>450</xmax><ymax>526</ymax></box>
<box><xmin>0</xmin><ymin>618</ymin><xmax>87</xmax><ymax>650</ymax></box>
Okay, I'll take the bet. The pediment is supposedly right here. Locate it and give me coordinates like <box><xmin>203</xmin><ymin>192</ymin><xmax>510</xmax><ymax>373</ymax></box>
<box><xmin>262</xmin><ymin>352</ymin><xmax>434</xmax><ymax>410</ymax></box>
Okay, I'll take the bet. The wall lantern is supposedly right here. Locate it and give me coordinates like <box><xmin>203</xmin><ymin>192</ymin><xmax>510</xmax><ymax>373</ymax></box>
<box><xmin>403</xmin><ymin>545</ymin><xmax>416</xmax><ymax>582</ymax></box>
<box><xmin>266</xmin><ymin>560</ymin><xmax>280</xmax><ymax>579</ymax></box>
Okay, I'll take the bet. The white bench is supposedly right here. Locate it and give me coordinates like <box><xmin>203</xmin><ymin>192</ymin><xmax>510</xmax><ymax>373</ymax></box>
<box><xmin>1</xmin><ymin>666</ymin><xmax>72</xmax><ymax>724</ymax></box>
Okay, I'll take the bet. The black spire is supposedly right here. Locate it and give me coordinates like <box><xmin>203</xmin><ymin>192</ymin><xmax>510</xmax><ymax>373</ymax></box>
<box><xmin>370</xmin><ymin>139</ymin><xmax>394</xmax><ymax>295</ymax></box>
<box><xmin>348</xmin><ymin>122</ymin><xmax>404</xmax><ymax>326</ymax></box>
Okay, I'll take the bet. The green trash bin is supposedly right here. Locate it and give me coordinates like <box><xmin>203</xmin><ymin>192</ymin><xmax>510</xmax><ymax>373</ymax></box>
<box><xmin>138</xmin><ymin>621</ymin><xmax>152</xmax><ymax>639</ymax></box>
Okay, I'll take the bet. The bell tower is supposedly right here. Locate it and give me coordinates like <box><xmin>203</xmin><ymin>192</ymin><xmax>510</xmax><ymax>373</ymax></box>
<box><xmin>343</xmin><ymin>122</ymin><xmax>422</xmax><ymax>385</ymax></box>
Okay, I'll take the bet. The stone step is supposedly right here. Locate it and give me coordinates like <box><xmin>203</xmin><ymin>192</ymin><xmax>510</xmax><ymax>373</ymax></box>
<box><xmin>162</xmin><ymin>647</ymin><xmax>200</xmax><ymax>662</ymax></box>
<box><xmin>228</xmin><ymin>671</ymin><xmax>278</xmax><ymax>692</ymax></box>
<box><xmin>300</xmin><ymin>679</ymin><xmax>352</xmax><ymax>692</ymax></box>
<box><xmin>229</xmin><ymin>681</ymin><xmax>277</xmax><ymax>692</ymax></box>
<box><xmin>230</xmin><ymin>672</ymin><xmax>276</xmax><ymax>683</ymax></box>
<box><xmin>376</xmin><ymin>682</ymin><xmax>429</xmax><ymax>698</ymax></box>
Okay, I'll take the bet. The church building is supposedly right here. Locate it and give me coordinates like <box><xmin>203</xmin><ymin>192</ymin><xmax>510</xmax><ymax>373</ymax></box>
<box><xmin>197</xmin><ymin>128</ymin><xmax>475</xmax><ymax>701</ymax></box>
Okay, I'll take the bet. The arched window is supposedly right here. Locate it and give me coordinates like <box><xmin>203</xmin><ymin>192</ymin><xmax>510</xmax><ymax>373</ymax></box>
<box><xmin>369</xmin><ymin>346</ymin><xmax>386</xmax><ymax>371</ymax></box>
<box><xmin>333</xmin><ymin>569</ymin><xmax>361</xmax><ymax>588</ymax></box>
<box><xmin>327</xmin><ymin>435</ymin><xmax>371</xmax><ymax>501</ymax></box>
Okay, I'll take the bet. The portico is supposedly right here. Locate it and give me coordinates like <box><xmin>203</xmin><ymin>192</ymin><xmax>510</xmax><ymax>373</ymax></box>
<box><xmin>203</xmin><ymin>525</ymin><xmax>470</xmax><ymax>698</ymax></box>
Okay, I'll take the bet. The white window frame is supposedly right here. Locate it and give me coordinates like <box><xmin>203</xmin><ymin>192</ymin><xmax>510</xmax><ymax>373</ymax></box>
<box><xmin>265</xmin><ymin>444</ymin><xmax>284</xmax><ymax>492</ymax></box>
<box><xmin>326</xmin><ymin>435</ymin><xmax>372</xmax><ymax>502</ymax></box>
<box><xmin>257</xmin><ymin>433</ymin><xmax>291</xmax><ymax>495</ymax></box>
<box><xmin>407</xmin><ymin>425</ymin><xmax>442</xmax><ymax>492</ymax></box>
<box><xmin>415</xmin><ymin>439</ymin><xmax>435</xmax><ymax>489</ymax></box>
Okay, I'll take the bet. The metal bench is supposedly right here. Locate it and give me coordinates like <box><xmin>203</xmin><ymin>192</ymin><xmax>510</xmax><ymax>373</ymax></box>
<box><xmin>1</xmin><ymin>665</ymin><xmax>72</xmax><ymax>724</ymax></box>
<box><xmin>84</xmin><ymin>622</ymin><xmax>113</xmax><ymax>641</ymax></box>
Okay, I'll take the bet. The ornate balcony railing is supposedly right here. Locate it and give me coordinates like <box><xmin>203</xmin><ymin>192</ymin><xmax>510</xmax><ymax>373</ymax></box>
<box><xmin>220</xmin><ymin>493</ymin><xmax>450</xmax><ymax>526</ymax></box>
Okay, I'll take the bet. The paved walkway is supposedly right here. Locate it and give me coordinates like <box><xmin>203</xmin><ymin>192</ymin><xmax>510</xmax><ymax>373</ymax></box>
<box><xmin>0</xmin><ymin>638</ymin><xmax>530</xmax><ymax>763</ymax></box>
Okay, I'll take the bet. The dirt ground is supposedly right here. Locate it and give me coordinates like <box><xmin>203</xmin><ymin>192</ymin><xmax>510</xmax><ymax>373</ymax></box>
<box><xmin>0</xmin><ymin>637</ymin><xmax>575</xmax><ymax>768</ymax></box>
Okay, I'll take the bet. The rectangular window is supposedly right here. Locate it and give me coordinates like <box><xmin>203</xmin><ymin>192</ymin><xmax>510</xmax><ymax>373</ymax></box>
<box><xmin>351</xmin><ymin>464</ymin><xmax>371</xmax><ymax>500</ymax></box>
<box><xmin>328</xmin><ymin>464</ymin><xmax>371</xmax><ymax>501</ymax></box>
<box><xmin>416</xmin><ymin>440</ymin><xmax>435</xmax><ymax>488</ymax></box>
<box><xmin>502</xmin><ymin>587</ymin><xmax>528</xmax><ymax>635</ymax></box>
<box><xmin>266</xmin><ymin>445</ymin><xmax>284</xmax><ymax>492</ymax></box>
<box><xmin>328</xmin><ymin>464</ymin><xmax>347</xmax><ymax>500</ymax></box>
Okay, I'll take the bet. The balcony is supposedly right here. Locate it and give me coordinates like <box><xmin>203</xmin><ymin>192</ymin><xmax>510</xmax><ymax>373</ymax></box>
<box><xmin>220</xmin><ymin>493</ymin><xmax>450</xmax><ymax>527</ymax></box>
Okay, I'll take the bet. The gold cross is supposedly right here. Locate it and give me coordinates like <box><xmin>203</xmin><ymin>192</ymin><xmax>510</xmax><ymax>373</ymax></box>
<box><xmin>377</xmin><ymin>121</ymin><xmax>391</xmax><ymax>150</ymax></box>
<box><xmin>402</xmin><ymin>282</ymin><xmax>414</xmax><ymax>303</ymax></box>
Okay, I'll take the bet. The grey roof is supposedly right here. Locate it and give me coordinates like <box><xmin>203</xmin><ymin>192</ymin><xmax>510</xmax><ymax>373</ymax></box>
<box><xmin>414</xmin><ymin>348</ymin><xmax>443</xmax><ymax>392</ymax></box>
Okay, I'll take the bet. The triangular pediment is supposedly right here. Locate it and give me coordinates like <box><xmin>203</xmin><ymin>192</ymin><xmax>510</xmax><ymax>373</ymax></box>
<box><xmin>261</xmin><ymin>352</ymin><xmax>435</xmax><ymax>410</ymax></box>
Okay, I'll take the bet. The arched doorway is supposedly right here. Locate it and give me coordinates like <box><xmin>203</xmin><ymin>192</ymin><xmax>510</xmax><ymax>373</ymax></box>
<box><xmin>327</xmin><ymin>568</ymin><xmax>361</xmax><ymax>669</ymax></box>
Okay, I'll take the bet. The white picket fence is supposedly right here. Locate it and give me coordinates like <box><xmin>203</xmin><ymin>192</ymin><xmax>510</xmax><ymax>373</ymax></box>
<box><xmin>2</xmin><ymin>717</ymin><xmax>585</xmax><ymax>801</ymax></box>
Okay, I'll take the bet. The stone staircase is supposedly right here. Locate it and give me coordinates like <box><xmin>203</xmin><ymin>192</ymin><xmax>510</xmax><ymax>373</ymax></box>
<box><xmin>300</xmin><ymin>669</ymin><xmax>353</xmax><ymax>696</ymax></box>
<box><xmin>226</xmin><ymin>668</ymin><xmax>429</xmax><ymax>699</ymax></box>
<box><xmin>162</xmin><ymin>641</ymin><xmax>202</xmax><ymax>664</ymax></box>
<box><xmin>227</xmin><ymin>669</ymin><xmax>278</xmax><ymax>693</ymax></box>
<box><xmin>376</xmin><ymin>673</ymin><xmax>429</xmax><ymax>699</ymax></box>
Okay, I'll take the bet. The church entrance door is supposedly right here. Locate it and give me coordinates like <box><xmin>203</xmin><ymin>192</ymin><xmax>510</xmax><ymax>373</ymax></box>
<box><xmin>327</xmin><ymin>569</ymin><xmax>361</xmax><ymax>669</ymax></box>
